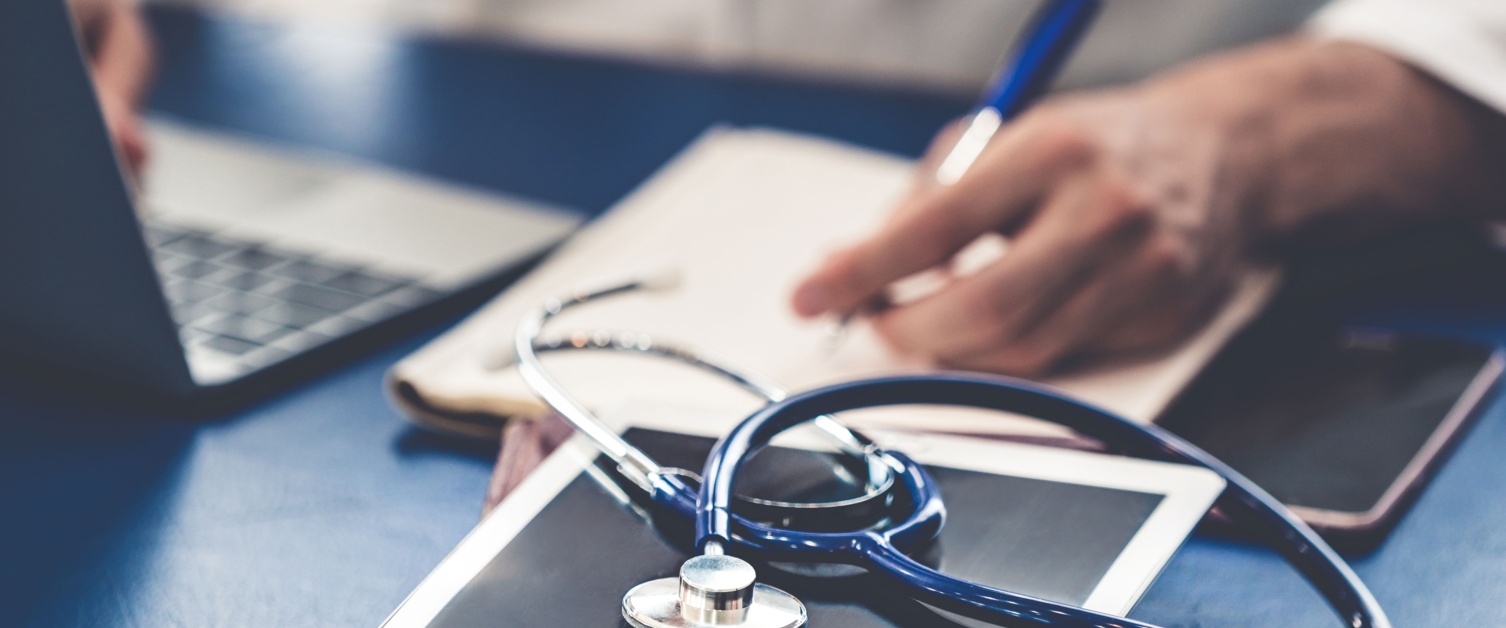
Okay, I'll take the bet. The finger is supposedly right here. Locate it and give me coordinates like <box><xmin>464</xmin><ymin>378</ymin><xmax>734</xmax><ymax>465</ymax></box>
<box><xmin>1093</xmin><ymin>280</ymin><xmax>1227</xmax><ymax>353</ymax></box>
<box><xmin>118</xmin><ymin>114</ymin><xmax>149</xmax><ymax>179</ymax></box>
<box><xmin>870</xmin><ymin>175</ymin><xmax>1145</xmax><ymax>359</ymax></box>
<box><xmin>793</xmin><ymin>118</ymin><xmax>1090</xmax><ymax>317</ymax></box>
<box><xmin>69</xmin><ymin>0</ymin><xmax>110</xmax><ymax>52</ymax></box>
<box><xmin>95</xmin><ymin>91</ymin><xmax>148</xmax><ymax>183</ymax></box>
<box><xmin>484</xmin><ymin>412</ymin><xmax>572</xmax><ymax>516</ymax></box>
<box><xmin>943</xmin><ymin>236</ymin><xmax>1177</xmax><ymax>375</ymax></box>
<box><xmin>86</xmin><ymin>1</ymin><xmax>155</xmax><ymax>106</ymax></box>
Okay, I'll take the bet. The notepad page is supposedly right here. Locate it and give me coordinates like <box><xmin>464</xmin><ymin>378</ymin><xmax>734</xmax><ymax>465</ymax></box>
<box><xmin>389</xmin><ymin>127</ymin><xmax>1278</xmax><ymax>439</ymax></box>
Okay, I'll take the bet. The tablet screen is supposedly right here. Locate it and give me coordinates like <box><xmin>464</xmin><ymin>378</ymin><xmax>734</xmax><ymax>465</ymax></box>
<box><xmin>1159</xmin><ymin>329</ymin><xmax>1499</xmax><ymax>529</ymax></box>
<box><xmin>421</xmin><ymin>429</ymin><xmax>1168</xmax><ymax>627</ymax></box>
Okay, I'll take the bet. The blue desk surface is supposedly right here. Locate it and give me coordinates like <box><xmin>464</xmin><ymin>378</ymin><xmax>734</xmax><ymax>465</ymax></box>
<box><xmin>6</xmin><ymin>7</ymin><xmax>1506</xmax><ymax>627</ymax></box>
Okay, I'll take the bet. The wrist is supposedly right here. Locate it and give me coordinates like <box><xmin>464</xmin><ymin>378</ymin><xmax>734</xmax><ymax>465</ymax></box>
<box><xmin>1145</xmin><ymin>38</ymin><xmax>1506</xmax><ymax>251</ymax></box>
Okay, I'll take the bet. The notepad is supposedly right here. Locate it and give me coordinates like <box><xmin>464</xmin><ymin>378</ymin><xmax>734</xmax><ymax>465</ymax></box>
<box><xmin>387</xmin><ymin>127</ymin><xmax>1278</xmax><ymax>440</ymax></box>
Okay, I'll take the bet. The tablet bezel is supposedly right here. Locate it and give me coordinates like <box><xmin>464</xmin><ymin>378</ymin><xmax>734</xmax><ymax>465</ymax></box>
<box><xmin>382</xmin><ymin>401</ymin><xmax>1225</xmax><ymax>627</ymax></box>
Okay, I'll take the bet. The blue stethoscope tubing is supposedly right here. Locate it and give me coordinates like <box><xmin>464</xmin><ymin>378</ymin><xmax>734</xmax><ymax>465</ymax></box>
<box><xmin>513</xmin><ymin>278</ymin><xmax>1388</xmax><ymax>626</ymax></box>
<box><xmin>691</xmin><ymin>373</ymin><xmax>1391</xmax><ymax>628</ymax></box>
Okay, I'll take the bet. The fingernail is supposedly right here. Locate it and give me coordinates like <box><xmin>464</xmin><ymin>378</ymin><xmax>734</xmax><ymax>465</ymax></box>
<box><xmin>792</xmin><ymin>282</ymin><xmax>830</xmax><ymax>317</ymax></box>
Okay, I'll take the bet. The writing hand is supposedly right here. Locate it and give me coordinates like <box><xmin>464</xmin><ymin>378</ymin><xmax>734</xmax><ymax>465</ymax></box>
<box><xmin>794</xmin><ymin>40</ymin><xmax>1506</xmax><ymax>376</ymax></box>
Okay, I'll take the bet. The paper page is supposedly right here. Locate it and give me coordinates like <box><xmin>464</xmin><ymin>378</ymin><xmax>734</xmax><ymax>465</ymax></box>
<box><xmin>389</xmin><ymin>127</ymin><xmax>1278</xmax><ymax>439</ymax></box>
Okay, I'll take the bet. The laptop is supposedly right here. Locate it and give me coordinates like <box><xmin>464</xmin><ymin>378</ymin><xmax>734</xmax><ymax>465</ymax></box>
<box><xmin>0</xmin><ymin>1</ymin><xmax>580</xmax><ymax>404</ymax></box>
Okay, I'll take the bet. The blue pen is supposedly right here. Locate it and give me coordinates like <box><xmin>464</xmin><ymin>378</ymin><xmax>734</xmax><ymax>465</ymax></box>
<box><xmin>934</xmin><ymin>0</ymin><xmax>1102</xmax><ymax>185</ymax></box>
<box><xmin>823</xmin><ymin>0</ymin><xmax>1101</xmax><ymax>348</ymax></box>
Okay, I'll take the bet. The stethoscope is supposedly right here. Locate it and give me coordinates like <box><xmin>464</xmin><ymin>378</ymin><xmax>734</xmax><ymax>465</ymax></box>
<box><xmin>512</xmin><ymin>276</ymin><xmax>1391</xmax><ymax>628</ymax></box>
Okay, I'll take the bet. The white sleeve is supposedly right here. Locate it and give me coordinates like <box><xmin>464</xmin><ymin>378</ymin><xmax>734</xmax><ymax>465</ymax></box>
<box><xmin>1308</xmin><ymin>0</ymin><xmax>1506</xmax><ymax>114</ymax></box>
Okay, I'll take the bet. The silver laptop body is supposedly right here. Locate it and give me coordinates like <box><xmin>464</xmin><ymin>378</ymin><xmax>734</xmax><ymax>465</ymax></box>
<box><xmin>0</xmin><ymin>0</ymin><xmax>579</xmax><ymax>399</ymax></box>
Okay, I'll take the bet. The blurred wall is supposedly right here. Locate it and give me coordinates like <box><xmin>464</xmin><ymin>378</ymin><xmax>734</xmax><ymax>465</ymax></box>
<box><xmin>149</xmin><ymin>0</ymin><xmax>1331</xmax><ymax>94</ymax></box>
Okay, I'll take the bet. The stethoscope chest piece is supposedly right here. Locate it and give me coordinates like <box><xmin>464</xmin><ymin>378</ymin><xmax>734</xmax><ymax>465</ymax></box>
<box><xmin>622</xmin><ymin>554</ymin><xmax>807</xmax><ymax>628</ymax></box>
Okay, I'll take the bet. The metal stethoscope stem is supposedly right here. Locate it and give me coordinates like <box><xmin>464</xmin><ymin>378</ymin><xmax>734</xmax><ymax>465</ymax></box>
<box><xmin>514</xmin><ymin>276</ymin><xmax>854</xmax><ymax>627</ymax></box>
<box><xmin>514</xmin><ymin>279</ymin><xmax>665</xmax><ymax>490</ymax></box>
<box><xmin>514</xmin><ymin>275</ymin><xmax>884</xmax><ymax>492</ymax></box>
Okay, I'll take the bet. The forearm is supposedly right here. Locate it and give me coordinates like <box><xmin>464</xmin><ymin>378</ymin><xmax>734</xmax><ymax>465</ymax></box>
<box><xmin>1144</xmin><ymin>38</ymin><xmax>1506</xmax><ymax>249</ymax></box>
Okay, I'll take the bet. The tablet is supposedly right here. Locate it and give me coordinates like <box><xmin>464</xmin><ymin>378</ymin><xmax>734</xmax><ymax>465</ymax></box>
<box><xmin>1159</xmin><ymin>327</ymin><xmax>1503</xmax><ymax>550</ymax></box>
<box><xmin>383</xmin><ymin>401</ymin><xmax>1224</xmax><ymax>628</ymax></box>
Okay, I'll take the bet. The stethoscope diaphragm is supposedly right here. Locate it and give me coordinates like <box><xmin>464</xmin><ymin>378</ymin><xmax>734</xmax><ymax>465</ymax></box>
<box><xmin>622</xmin><ymin>553</ymin><xmax>807</xmax><ymax>628</ymax></box>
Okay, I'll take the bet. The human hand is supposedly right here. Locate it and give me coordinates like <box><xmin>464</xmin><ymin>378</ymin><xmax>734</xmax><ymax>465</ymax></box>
<box><xmin>794</xmin><ymin>84</ymin><xmax>1256</xmax><ymax>376</ymax></box>
<box><xmin>793</xmin><ymin>39</ymin><xmax>1506</xmax><ymax>376</ymax></box>
<box><xmin>70</xmin><ymin>0</ymin><xmax>154</xmax><ymax>180</ymax></box>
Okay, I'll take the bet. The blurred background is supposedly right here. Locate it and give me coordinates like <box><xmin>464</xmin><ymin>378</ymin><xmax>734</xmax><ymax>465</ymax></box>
<box><xmin>142</xmin><ymin>0</ymin><xmax>1329</xmax><ymax>95</ymax></box>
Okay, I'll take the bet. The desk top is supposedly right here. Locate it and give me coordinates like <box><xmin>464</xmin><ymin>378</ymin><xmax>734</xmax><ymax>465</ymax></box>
<box><xmin>5</xmin><ymin>6</ymin><xmax>1506</xmax><ymax>627</ymax></box>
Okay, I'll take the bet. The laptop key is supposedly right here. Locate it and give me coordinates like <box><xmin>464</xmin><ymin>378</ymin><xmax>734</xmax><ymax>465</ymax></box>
<box><xmin>203</xmin><ymin>291</ymin><xmax>279</xmax><ymax>315</ymax></box>
<box><xmin>219</xmin><ymin>270</ymin><xmax>279</xmax><ymax>291</ymax></box>
<box><xmin>270</xmin><ymin>282</ymin><xmax>366</xmax><ymax>312</ymax></box>
<box><xmin>152</xmin><ymin>250</ymin><xmax>194</xmax><ymax>271</ymax></box>
<box><xmin>158</xmin><ymin>232</ymin><xmax>238</xmax><ymax>259</ymax></box>
<box><xmin>197</xmin><ymin>314</ymin><xmax>291</xmax><ymax>344</ymax></box>
<box><xmin>162</xmin><ymin>279</ymin><xmax>225</xmax><ymax>304</ymax></box>
<box><xmin>254</xmin><ymin>301</ymin><xmax>335</xmax><ymax>329</ymax></box>
<box><xmin>171</xmin><ymin>302</ymin><xmax>220</xmax><ymax>326</ymax></box>
<box><xmin>170</xmin><ymin>260</ymin><xmax>231</xmax><ymax>281</ymax></box>
<box><xmin>267</xmin><ymin>259</ymin><xmax>349</xmax><ymax>284</ymax></box>
<box><xmin>324</xmin><ymin>270</ymin><xmax>410</xmax><ymax>297</ymax></box>
<box><xmin>219</xmin><ymin>246</ymin><xmax>290</xmax><ymax>271</ymax></box>
<box><xmin>179</xmin><ymin>327</ymin><xmax>212</xmax><ymax>347</ymax></box>
<box><xmin>200</xmin><ymin>334</ymin><xmax>261</xmax><ymax>356</ymax></box>
<box><xmin>144</xmin><ymin>224</ymin><xmax>187</xmax><ymax>247</ymax></box>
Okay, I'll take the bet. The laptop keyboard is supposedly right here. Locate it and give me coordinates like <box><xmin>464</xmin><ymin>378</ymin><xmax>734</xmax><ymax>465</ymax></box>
<box><xmin>144</xmin><ymin>221</ymin><xmax>445</xmax><ymax>380</ymax></box>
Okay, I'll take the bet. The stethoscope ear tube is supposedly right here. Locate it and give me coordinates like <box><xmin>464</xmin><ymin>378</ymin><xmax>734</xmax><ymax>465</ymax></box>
<box><xmin>697</xmin><ymin>373</ymin><xmax>1390</xmax><ymax>628</ymax></box>
<box><xmin>515</xmin><ymin>279</ymin><xmax>912</xmax><ymax>538</ymax></box>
